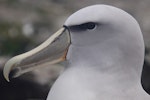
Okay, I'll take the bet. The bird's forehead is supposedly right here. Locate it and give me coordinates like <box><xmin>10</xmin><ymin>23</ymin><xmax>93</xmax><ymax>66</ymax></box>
<box><xmin>64</xmin><ymin>5</ymin><xmax>119</xmax><ymax>26</ymax></box>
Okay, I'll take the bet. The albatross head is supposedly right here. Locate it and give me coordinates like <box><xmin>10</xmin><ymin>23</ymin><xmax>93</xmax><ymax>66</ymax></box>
<box><xmin>64</xmin><ymin>5</ymin><xmax>144</xmax><ymax>70</ymax></box>
<box><xmin>3</xmin><ymin>5</ymin><xmax>147</xmax><ymax>98</ymax></box>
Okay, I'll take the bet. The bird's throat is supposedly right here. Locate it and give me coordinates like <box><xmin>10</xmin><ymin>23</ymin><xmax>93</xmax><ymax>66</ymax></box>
<box><xmin>67</xmin><ymin>44</ymin><xmax>144</xmax><ymax>92</ymax></box>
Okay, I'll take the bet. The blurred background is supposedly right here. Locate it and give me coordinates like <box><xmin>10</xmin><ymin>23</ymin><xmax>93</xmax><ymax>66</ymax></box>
<box><xmin>0</xmin><ymin>0</ymin><xmax>150</xmax><ymax>100</ymax></box>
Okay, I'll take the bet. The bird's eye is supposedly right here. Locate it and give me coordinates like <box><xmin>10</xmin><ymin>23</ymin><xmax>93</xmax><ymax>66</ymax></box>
<box><xmin>69</xmin><ymin>22</ymin><xmax>97</xmax><ymax>32</ymax></box>
<box><xmin>86</xmin><ymin>22</ymin><xmax>96</xmax><ymax>30</ymax></box>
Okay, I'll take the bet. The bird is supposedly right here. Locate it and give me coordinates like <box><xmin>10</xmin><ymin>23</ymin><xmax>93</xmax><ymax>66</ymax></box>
<box><xmin>3</xmin><ymin>4</ymin><xmax>150</xmax><ymax>100</ymax></box>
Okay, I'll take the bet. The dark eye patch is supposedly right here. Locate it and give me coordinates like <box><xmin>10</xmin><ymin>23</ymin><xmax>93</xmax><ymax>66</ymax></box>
<box><xmin>69</xmin><ymin>22</ymin><xmax>97</xmax><ymax>32</ymax></box>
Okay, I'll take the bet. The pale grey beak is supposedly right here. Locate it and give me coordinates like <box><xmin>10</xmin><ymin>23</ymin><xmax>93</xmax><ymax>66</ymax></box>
<box><xmin>3</xmin><ymin>27</ymin><xmax>70</xmax><ymax>82</ymax></box>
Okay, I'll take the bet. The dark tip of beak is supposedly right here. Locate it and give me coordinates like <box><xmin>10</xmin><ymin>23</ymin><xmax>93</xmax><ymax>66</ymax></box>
<box><xmin>9</xmin><ymin>67</ymin><xmax>21</xmax><ymax>79</ymax></box>
<box><xmin>8</xmin><ymin>71</ymin><xmax>15</xmax><ymax>81</ymax></box>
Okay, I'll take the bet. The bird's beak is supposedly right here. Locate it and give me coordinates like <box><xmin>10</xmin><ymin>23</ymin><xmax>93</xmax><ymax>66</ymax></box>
<box><xmin>3</xmin><ymin>27</ymin><xmax>70</xmax><ymax>82</ymax></box>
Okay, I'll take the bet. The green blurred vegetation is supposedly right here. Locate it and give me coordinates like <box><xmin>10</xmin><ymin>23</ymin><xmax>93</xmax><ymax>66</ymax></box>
<box><xmin>0</xmin><ymin>21</ymin><xmax>31</xmax><ymax>56</ymax></box>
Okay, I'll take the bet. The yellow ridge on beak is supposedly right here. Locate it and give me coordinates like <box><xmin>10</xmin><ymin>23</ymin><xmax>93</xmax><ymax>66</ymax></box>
<box><xmin>3</xmin><ymin>27</ymin><xmax>70</xmax><ymax>82</ymax></box>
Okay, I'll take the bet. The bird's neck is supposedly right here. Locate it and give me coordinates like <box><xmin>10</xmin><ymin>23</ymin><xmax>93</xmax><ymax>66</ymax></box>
<box><xmin>63</xmin><ymin>65</ymin><xmax>148</xmax><ymax>99</ymax></box>
<box><xmin>67</xmin><ymin>42</ymin><xmax>144</xmax><ymax>93</ymax></box>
